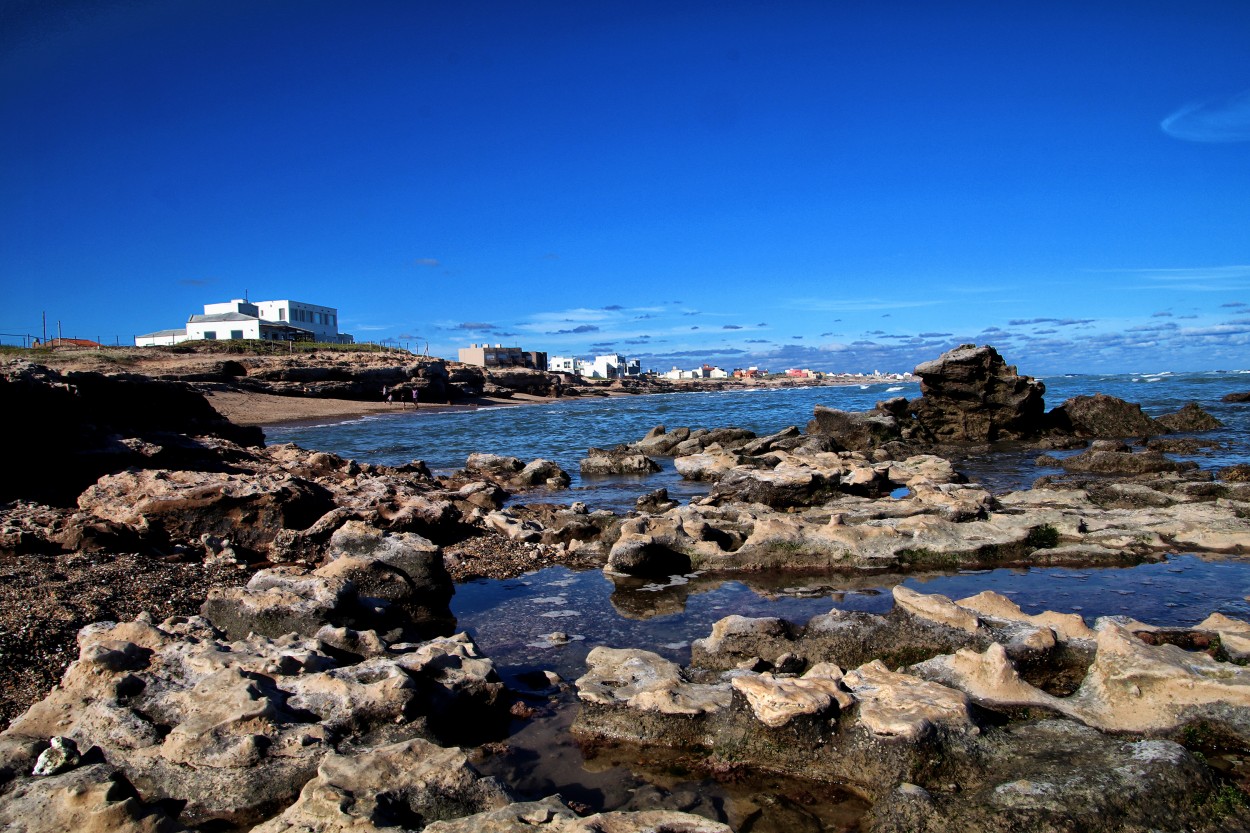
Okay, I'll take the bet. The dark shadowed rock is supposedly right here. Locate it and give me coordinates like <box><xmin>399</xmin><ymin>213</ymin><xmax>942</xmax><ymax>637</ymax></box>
<box><xmin>1222</xmin><ymin>391</ymin><xmax>1250</xmax><ymax>403</ymax></box>
<box><xmin>867</xmin><ymin>721</ymin><xmax>1217</xmax><ymax>833</ymax></box>
<box><xmin>909</xmin><ymin>345</ymin><xmax>1046</xmax><ymax>442</ymax></box>
<box><xmin>636</xmin><ymin>488</ymin><xmax>680</xmax><ymax>513</ymax></box>
<box><xmin>0</xmin><ymin>361</ymin><xmax>264</xmax><ymax>505</ymax></box>
<box><xmin>806</xmin><ymin>407</ymin><xmax>901</xmax><ymax>451</ymax></box>
<box><xmin>1156</xmin><ymin>401</ymin><xmax>1223</xmax><ymax>433</ymax></box>
<box><xmin>1037</xmin><ymin>447</ymin><xmax>1194</xmax><ymax>475</ymax></box>
<box><xmin>1047</xmin><ymin>393</ymin><xmax>1166</xmax><ymax>438</ymax></box>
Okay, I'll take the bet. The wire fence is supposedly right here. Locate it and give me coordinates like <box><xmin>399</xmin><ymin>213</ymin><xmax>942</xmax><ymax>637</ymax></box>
<box><xmin>0</xmin><ymin>332</ymin><xmax>136</xmax><ymax>349</ymax></box>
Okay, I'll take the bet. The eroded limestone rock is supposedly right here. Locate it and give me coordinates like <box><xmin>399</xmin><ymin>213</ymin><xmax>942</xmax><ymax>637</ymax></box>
<box><xmin>577</xmin><ymin>648</ymin><xmax>731</xmax><ymax>716</ymax></box>
<box><xmin>250</xmin><ymin>738</ymin><xmax>512</xmax><ymax>833</ymax></box>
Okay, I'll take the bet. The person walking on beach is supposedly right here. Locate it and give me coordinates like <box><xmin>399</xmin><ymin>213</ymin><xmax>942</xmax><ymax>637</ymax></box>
<box><xmin>412</xmin><ymin>388</ymin><xmax>419</xmax><ymax>409</ymax></box>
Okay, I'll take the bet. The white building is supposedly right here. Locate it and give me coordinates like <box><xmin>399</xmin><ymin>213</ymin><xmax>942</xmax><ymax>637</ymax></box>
<box><xmin>587</xmin><ymin>354</ymin><xmax>641</xmax><ymax>379</ymax></box>
<box><xmin>136</xmin><ymin>299</ymin><xmax>354</xmax><ymax>346</ymax></box>
<box><xmin>548</xmin><ymin>355</ymin><xmax>584</xmax><ymax>375</ymax></box>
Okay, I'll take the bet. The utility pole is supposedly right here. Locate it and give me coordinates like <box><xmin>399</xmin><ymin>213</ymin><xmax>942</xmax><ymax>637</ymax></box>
<box><xmin>42</xmin><ymin>311</ymin><xmax>46</xmax><ymax>345</ymax></box>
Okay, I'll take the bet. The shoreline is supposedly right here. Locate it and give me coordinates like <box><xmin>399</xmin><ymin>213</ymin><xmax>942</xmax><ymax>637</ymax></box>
<box><xmin>207</xmin><ymin>377</ymin><xmax>906</xmax><ymax>429</ymax></box>
<box><xmin>203</xmin><ymin>389</ymin><xmax>557</xmax><ymax>428</ymax></box>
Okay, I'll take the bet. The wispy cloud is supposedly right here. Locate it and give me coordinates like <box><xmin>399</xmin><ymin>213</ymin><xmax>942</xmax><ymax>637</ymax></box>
<box><xmin>1161</xmin><ymin>89</ymin><xmax>1250</xmax><ymax>143</ymax></box>
<box><xmin>414</xmin><ymin>258</ymin><xmax>440</xmax><ymax>268</ymax></box>
<box><xmin>784</xmin><ymin>297</ymin><xmax>942</xmax><ymax>313</ymax></box>
<box><xmin>1096</xmin><ymin>265</ymin><xmax>1250</xmax><ymax>292</ymax></box>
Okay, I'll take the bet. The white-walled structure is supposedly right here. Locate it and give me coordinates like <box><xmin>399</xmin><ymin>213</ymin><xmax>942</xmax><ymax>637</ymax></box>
<box><xmin>587</xmin><ymin>354</ymin><xmax>641</xmax><ymax>379</ymax></box>
<box><xmin>548</xmin><ymin>355</ymin><xmax>584</xmax><ymax>375</ymax></box>
<box><xmin>136</xmin><ymin>298</ymin><xmax>353</xmax><ymax>346</ymax></box>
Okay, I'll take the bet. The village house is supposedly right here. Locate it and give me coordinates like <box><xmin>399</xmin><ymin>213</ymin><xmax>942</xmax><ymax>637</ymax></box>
<box><xmin>548</xmin><ymin>354</ymin><xmax>641</xmax><ymax>378</ymax></box>
<box><xmin>135</xmin><ymin>299</ymin><xmax>354</xmax><ymax>346</ymax></box>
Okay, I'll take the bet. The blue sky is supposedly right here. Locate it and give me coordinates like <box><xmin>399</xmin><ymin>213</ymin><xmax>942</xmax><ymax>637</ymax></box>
<box><xmin>2</xmin><ymin>1</ymin><xmax>1248</xmax><ymax>374</ymax></box>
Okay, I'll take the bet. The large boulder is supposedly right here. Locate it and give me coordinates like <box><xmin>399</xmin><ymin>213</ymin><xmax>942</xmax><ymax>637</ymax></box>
<box><xmin>1156</xmin><ymin>401</ymin><xmax>1223</xmax><ymax>433</ymax></box>
<box><xmin>325</xmin><ymin>521</ymin><xmax>452</xmax><ymax>621</ymax></box>
<box><xmin>908</xmin><ymin>345</ymin><xmax>1046</xmax><ymax>442</ymax></box>
<box><xmin>77</xmin><ymin>469</ymin><xmax>335</xmax><ymax>558</ymax></box>
<box><xmin>579</xmin><ymin>448</ymin><xmax>661</xmax><ymax>476</ymax></box>
<box><xmin>1047</xmin><ymin>393</ymin><xmax>1166</xmax><ymax>438</ymax></box>
<box><xmin>806</xmin><ymin>407</ymin><xmax>901</xmax><ymax>451</ymax></box>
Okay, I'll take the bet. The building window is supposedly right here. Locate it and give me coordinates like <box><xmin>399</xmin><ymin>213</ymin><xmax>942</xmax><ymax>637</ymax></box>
<box><xmin>279</xmin><ymin>309</ymin><xmax>286</xmax><ymax>321</ymax></box>
<box><xmin>203</xmin><ymin>331</ymin><xmax>217</xmax><ymax>340</ymax></box>
<box><xmin>230</xmin><ymin>330</ymin><xmax>244</xmax><ymax>340</ymax></box>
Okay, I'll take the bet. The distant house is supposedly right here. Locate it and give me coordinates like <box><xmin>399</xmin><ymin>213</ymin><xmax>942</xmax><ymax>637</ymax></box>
<box><xmin>733</xmin><ymin>367</ymin><xmax>767</xmax><ymax>379</ymax></box>
<box><xmin>458</xmin><ymin>343</ymin><xmax>548</xmax><ymax>371</ymax></box>
<box><xmin>135</xmin><ymin>298</ymin><xmax>354</xmax><ymax>346</ymax></box>
<box><xmin>548</xmin><ymin>355</ymin><xmax>583</xmax><ymax>375</ymax></box>
<box><xmin>587</xmin><ymin>354</ymin><xmax>641</xmax><ymax>379</ymax></box>
<box><xmin>662</xmin><ymin>366</ymin><xmax>701</xmax><ymax>380</ymax></box>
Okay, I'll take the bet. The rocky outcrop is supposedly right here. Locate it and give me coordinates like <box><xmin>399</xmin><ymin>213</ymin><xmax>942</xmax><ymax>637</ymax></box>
<box><xmin>249</xmin><ymin>739</ymin><xmax>513</xmax><ymax>833</ymax></box>
<box><xmin>1036</xmin><ymin>442</ymin><xmax>1197</xmax><ymax>475</ymax></box>
<box><xmin>573</xmin><ymin>589</ymin><xmax>1246</xmax><ymax>832</ymax></box>
<box><xmin>77</xmin><ymin>469</ymin><xmax>336</xmax><ymax>559</ymax></box>
<box><xmin>579</xmin><ymin>448</ymin><xmax>661</xmax><ymax>476</ymax></box>
<box><xmin>464</xmin><ymin>454</ymin><xmax>571</xmax><ymax>490</ymax></box>
<box><xmin>0</xmin><ymin>361</ymin><xmax>263</xmax><ymax>505</ymax></box>
<box><xmin>1047</xmin><ymin>393</ymin><xmax>1165</xmax><ymax>438</ymax></box>
<box><xmin>909</xmin><ymin>344</ymin><xmax>1047</xmax><ymax>442</ymax></box>
<box><xmin>0</xmin><ymin>606</ymin><xmax>507</xmax><ymax>828</ymax></box>
<box><xmin>806</xmin><ymin>406</ymin><xmax>901</xmax><ymax>451</ymax></box>
<box><xmin>1157</xmin><ymin>401</ymin><xmax>1224</xmax><ymax>432</ymax></box>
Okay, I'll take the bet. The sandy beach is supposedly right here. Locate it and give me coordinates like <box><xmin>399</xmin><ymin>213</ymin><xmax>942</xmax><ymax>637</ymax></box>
<box><xmin>204</xmin><ymin>388</ymin><xmax>556</xmax><ymax>427</ymax></box>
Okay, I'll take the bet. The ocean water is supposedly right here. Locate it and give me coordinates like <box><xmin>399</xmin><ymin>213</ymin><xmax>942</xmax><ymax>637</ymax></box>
<box><xmin>265</xmin><ymin>370</ymin><xmax>1250</xmax><ymax>826</ymax></box>
<box><xmin>267</xmin><ymin>370</ymin><xmax>1250</xmax><ymax>506</ymax></box>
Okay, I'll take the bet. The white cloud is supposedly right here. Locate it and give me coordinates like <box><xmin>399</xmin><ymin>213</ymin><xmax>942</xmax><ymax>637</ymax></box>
<box><xmin>1161</xmin><ymin>89</ymin><xmax>1250</xmax><ymax>143</ymax></box>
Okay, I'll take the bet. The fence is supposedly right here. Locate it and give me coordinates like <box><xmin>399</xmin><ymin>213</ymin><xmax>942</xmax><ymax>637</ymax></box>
<box><xmin>0</xmin><ymin>333</ymin><xmax>135</xmax><ymax>349</ymax></box>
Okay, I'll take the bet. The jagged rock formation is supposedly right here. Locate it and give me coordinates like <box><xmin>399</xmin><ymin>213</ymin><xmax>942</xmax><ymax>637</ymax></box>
<box><xmin>909</xmin><ymin>344</ymin><xmax>1047</xmax><ymax>442</ymax></box>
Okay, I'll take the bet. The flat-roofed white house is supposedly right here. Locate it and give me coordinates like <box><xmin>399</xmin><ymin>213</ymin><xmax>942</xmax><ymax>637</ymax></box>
<box><xmin>135</xmin><ymin>299</ymin><xmax>354</xmax><ymax>346</ymax></box>
<box><xmin>548</xmin><ymin>355</ymin><xmax>584</xmax><ymax>375</ymax></box>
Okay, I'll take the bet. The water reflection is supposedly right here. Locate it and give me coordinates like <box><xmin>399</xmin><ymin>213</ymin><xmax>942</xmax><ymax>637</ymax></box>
<box><xmin>453</xmin><ymin>554</ymin><xmax>1250</xmax><ymax>830</ymax></box>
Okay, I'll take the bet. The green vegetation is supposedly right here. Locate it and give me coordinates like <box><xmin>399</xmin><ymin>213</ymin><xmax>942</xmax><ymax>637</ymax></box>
<box><xmin>1208</xmin><ymin>783</ymin><xmax>1249</xmax><ymax>817</ymax></box>
<box><xmin>1025</xmin><ymin>524</ymin><xmax>1060</xmax><ymax>549</ymax></box>
<box><xmin>897</xmin><ymin>548</ymin><xmax>961</xmax><ymax>569</ymax></box>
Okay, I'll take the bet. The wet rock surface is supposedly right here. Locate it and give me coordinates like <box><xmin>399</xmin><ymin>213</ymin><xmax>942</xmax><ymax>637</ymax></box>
<box><xmin>574</xmin><ymin>586</ymin><xmax>1250</xmax><ymax>831</ymax></box>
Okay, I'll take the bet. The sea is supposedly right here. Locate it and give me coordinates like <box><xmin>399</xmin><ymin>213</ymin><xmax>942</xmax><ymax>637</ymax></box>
<box><xmin>266</xmin><ymin>370</ymin><xmax>1250</xmax><ymax>827</ymax></box>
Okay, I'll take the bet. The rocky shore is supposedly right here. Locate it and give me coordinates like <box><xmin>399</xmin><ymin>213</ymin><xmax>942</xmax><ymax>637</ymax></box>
<box><xmin>2</xmin><ymin>344</ymin><xmax>1250</xmax><ymax>831</ymax></box>
<box><xmin>18</xmin><ymin>342</ymin><xmax>900</xmax><ymax>427</ymax></box>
